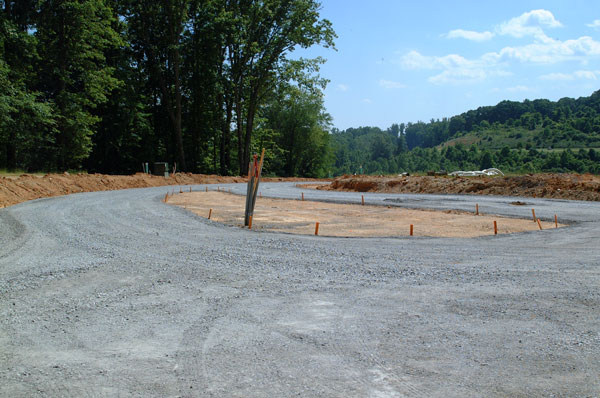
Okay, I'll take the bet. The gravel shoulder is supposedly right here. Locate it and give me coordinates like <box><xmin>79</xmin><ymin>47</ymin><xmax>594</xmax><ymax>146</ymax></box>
<box><xmin>1</xmin><ymin>182</ymin><xmax>599</xmax><ymax>397</ymax></box>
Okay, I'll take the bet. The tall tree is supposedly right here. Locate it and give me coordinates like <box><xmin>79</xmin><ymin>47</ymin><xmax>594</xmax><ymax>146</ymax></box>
<box><xmin>35</xmin><ymin>0</ymin><xmax>122</xmax><ymax>170</ymax></box>
<box><xmin>0</xmin><ymin>0</ymin><xmax>55</xmax><ymax>171</ymax></box>
<box><xmin>224</xmin><ymin>0</ymin><xmax>335</xmax><ymax>174</ymax></box>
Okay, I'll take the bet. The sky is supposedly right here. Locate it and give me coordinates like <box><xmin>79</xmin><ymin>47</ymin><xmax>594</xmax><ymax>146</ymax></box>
<box><xmin>295</xmin><ymin>0</ymin><xmax>600</xmax><ymax>130</ymax></box>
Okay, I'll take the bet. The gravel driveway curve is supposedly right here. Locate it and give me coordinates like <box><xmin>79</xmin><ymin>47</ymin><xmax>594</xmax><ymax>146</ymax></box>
<box><xmin>1</xmin><ymin>182</ymin><xmax>599</xmax><ymax>397</ymax></box>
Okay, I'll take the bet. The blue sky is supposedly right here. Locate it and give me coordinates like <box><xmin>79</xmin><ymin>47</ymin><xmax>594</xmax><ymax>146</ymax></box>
<box><xmin>296</xmin><ymin>1</ymin><xmax>600</xmax><ymax>130</ymax></box>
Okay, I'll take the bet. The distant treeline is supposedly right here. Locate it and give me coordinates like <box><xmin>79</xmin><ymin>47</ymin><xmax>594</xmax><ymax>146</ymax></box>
<box><xmin>0</xmin><ymin>0</ymin><xmax>335</xmax><ymax>176</ymax></box>
<box><xmin>330</xmin><ymin>91</ymin><xmax>600</xmax><ymax>175</ymax></box>
<box><xmin>403</xmin><ymin>90</ymin><xmax>600</xmax><ymax>150</ymax></box>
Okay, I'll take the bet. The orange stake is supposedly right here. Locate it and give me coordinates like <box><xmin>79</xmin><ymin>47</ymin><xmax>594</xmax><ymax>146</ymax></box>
<box><xmin>410</xmin><ymin>224</ymin><xmax>413</xmax><ymax>236</ymax></box>
<box><xmin>531</xmin><ymin>208</ymin><xmax>536</xmax><ymax>222</ymax></box>
<box><xmin>249</xmin><ymin>215</ymin><xmax>253</xmax><ymax>229</ymax></box>
<box><xmin>164</xmin><ymin>192</ymin><xmax>168</xmax><ymax>202</ymax></box>
<box><xmin>537</xmin><ymin>218</ymin><xmax>543</xmax><ymax>230</ymax></box>
<box><xmin>315</xmin><ymin>222</ymin><xmax>320</xmax><ymax>235</ymax></box>
<box><xmin>361</xmin><ymin>195</ymin><xmax>365</xmax><ymax>205</ymax></box>
<box><xmin>259</xmin><ymin>192</ymin><xmax>262</xmax><ymax>198</ymax></box>
<box><xmin>494</xmin><ymin>220</ymin><xmax>498</xmax><ymax>235</ymax></box>
<box><xmin>555</xmin><ymin>214</ymin><xmax>558</xmax><ymax>228</ymax></box>
<box><xmin>208</xmin><ymin>208</ymin><xmax>212</xmax><ymax>219</ymax></box>
<box><xmin>476</xmin><ymin>203</ymin><xmax>479</xmax><ymax>215</ymax></box>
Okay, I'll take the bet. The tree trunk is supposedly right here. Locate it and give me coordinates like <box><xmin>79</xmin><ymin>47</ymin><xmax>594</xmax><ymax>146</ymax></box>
<box><xmin>235</xmin><ymin>97</ymin><xmax>244</xmax><ymax>174</ymax></box>
<box><xmin>220</xmin><ymin>100</ymin><xmax>232</xmax><ymax>175</ymax></box>
<box><xmin>242</xmin><ymin>86</ymin><xmax>260</xmax><ymax>175</ymax></box>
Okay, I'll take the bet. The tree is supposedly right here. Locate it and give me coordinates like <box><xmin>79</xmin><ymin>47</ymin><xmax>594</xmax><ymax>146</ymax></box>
<box><xmin>480</xmin><ymin>150</ymin><xmax>493</xmax><ymax>169</ymax></box>
<box><xmin>258</xmin><ymin>83</ymin><xmax>332</xmax><ymax>177</ymax></box>
<box><xmin>0</xmin><ymin>1</ymin><xmax>56</xmax><ymax>171</ymax></box>
<box><xmin>35</xmin><ymin>0</ymin><xmax>122</xmax><ymax>170</ymax></box>
<box><xmin>224</xmin><ymin>0</ymin><xmax>335</xmax><ymax>174</ymax></box>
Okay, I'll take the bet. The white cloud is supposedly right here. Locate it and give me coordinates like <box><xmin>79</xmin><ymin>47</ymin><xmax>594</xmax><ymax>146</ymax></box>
<box><xmin>378</xmin><ymin>79</ymin><xmax>406</xmax><ymax>89</ymax></box>
<box><xmin>586</xmin><ymin>20</ymin><xmax>600</xmax><ymax>30</ymax></box>
<box><xmin>336</xmin><ymin>84</ymin><xmax>349</xmax><ymax>91</ymax></box>
<box><xmin>445</xmin><ymin>29</ymin><xmax>494</xmax><ymax>42</ymax></box>
<box><xmin>496</xmin><ymin>9</ymin><xmax>562</xmax><ymax>39</ymax></box>
<box><xmin>506</xmin><ymin>85</ymin><xmax>531</xmax><ymax>92</ymax></box>
<box><xmin>401</xmin><ymin>51</ymin><xmax>478</xmax><ymax>70</ymax></box>
<box><xmin>398</xmin><ymin>10</ymin><xmax>600</xmax><ymax>85</ymax></box>
<box><xmin>540</xmin><ymin>70</ymin><xmax>600</xmax><ymax>80</ymax></box>
<box><xmin>401</xmin><ymin>50</ymin><xmax>507</xmax><ymax>85</ymax></box>
<box><xmin>429</xmin><ymin>69</ymin><xmax>486</xmax><ymax>85</ymax></box>
<box><xmin>362</xmin><ymin>98</ymin><xmax>372</xmax><ymax>104</ymax></box>
<box><xmin>488</xmin><ymin>36</ymin><xmax>600</xmax><ymax>64</ymax></box>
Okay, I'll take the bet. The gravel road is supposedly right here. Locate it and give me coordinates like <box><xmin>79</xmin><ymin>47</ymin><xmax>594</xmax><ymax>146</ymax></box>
<box><xmin>1</xmin><ymin>182</ymin><xmax>599</xmax><ymax>397</ymax></box>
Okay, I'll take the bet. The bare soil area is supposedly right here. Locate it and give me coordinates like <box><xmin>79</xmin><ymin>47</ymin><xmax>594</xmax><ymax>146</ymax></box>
<box><xmin>312</xmin><ymin>173</ymin><xmax>600</xmax><ymax>201</ymax></box>
<box><xmin>169</xmin><ymin>191</ymin><xmax>561</xmax><ymax>238</ymax></box>
<box><xmin>0</xmin><ymin>172</ymin><xmax>312</xmax><ymax>208</ymax></box>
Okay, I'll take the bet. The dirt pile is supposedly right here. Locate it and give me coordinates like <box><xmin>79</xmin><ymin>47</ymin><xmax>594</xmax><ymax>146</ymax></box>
<box><xmin>317</xmin><ymin>173</ymin><xmax>600</xmax><ymax>201</ymax></box>
<box><xmin>0</xmin><ymin>172</ymin><xmax>311</xmax><ymax>208</ymax></box>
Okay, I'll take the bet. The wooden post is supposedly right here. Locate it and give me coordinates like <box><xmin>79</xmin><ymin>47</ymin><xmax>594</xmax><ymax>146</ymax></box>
<box><xmin>475</xmin><ymin>203</ymin><xmax>479</xmax><ymax>215</ymax></box>
<box><xmin>531</xmin><ymin>208</ymin><xmax>536</xmax><ymax>222</ymax></box>
<box><xmin>314</xmin><ymin>222</ymin><xmax>320</xmax><ymax>236</ymax></box>
<box><xmin>249</xmin><ymin>215</ymin><xmax>253</xmax><ymax>230</ymax></box>
<box><xmin>245</xmin><ymin>148</ymin><xmax>265</xmax><ymax>226</ymax></box>
<box><xmin>164</xmin><ymin>192</ymin><xmax>168</xmax><ymax>202</ymax></box>
<box><xmin>494</xmin><ymin>220</ymin><xmax>498</xmax><ymax>235</ymax></box>
<box><xmin>361</xmin><ymin>195</ymin><xmax>365</xmax><ymax>206</ymax></box>
<box><xmin>537</xmin><ymin>218</ymin><xmax>543</xmax><ymax>230</ymax></box>
<box><xmin>205</xmin><ymin>186</ymin><xmax>208</xmax><ymax>192</ymax></box>
<box><xmin>555</xmin><ymin>214</ymin><xmax>558</xmax><ymax>228</ymax></box>
<box><xmin>410</xmin><ymin>224</ymin><xmax>413</xmax><ymax>236</ymax></box>
<box><xmin>208</xmin><ymin>208</ymin><xmax>212</xmax><ymax>219</ymax></box>
<box><xmin>190</xmin><ymin>187</ymin><xmax>192</xmax><ymax>192</ymax></box>
<box><xmin>259</xmin><ymin>192</ymin><xmax>262</xmax><ymax>199</ymax></box>
<box><xmin>301</xmin><ymin>192</ymin><xmax>304</xmax><ymax>201</ymax></box>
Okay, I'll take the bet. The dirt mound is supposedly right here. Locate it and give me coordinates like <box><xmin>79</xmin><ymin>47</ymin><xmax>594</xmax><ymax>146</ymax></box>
<box><xmin>319</xmin><ymin>173</ymin><xmax>600</xmax><ymax>201</ymax></box>
<box><xmin>0</xmin><ymin>172</ymin><xmax>317</xmax><ymax>208</ymax></box>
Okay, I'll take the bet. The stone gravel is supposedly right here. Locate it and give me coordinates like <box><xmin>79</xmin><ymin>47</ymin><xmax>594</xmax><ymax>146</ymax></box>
<box><xmin>0</xmin><ymin>182</ymin><xmax>599</xmax><ymax>397</ymax></box>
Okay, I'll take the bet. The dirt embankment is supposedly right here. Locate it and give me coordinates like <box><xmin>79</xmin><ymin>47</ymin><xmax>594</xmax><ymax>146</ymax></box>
<box><xmin>0</xmin><ymin>172</ymin><xmax>314</xmax><ymax>208</ymax></box>
<box><xmin>315</xmin><ymin>173</ymin><xmax>600</xmax><ymax>201</ymax></box>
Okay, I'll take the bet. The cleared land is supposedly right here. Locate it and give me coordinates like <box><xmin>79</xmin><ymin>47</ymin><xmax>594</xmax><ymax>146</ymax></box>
<box><xmin>313</xmin><ymin>173</ymin><xmax>600</xmax><ymax>201</ymax></box>
<box><xmin>169</xmin><ymin>191</ymin><xmax>560</xmax><ymax>238</ymax></box>
<box><xmin>0</xmin><ymin>182</ymin><xmax>598</xmax><ymax>397</ymax></box>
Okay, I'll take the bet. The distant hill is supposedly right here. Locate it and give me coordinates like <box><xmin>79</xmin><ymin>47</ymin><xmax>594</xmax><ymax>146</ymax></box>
<box><xmin>405</xmin><ymin>90</ymin><xmax>600</xmax><ymax>150</ymax></box>
<box><xmin>329</xmin><ymin>90</ymin><xmax>600</xmax><ymax>175</ymax></box>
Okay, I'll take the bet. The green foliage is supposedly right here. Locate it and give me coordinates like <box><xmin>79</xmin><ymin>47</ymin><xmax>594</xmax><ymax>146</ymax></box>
<box><xmin>35</xmin><ymin>0</ymin><xmax>123</xmax><ymax>170</ymax></box>
<box><xmin>0</xmin><ymin>0</ymin><xmax>335</xmax><ymax>175</ymax></box>
<box><xmin>257</xmin><ymin>84</ymin><xmax>332</xmax><ymax>177</ymax></box>
<box><xmin>330</xmin><ymin>125</ymin><xmax>600</xmax><ymax>176</ymax></box>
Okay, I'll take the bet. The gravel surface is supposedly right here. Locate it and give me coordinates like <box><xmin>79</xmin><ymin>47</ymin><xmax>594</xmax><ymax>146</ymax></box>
<box><xmin>1</xmin><ymin>182</ymin><xmax>599</xmax><ymax>397</ymax></box>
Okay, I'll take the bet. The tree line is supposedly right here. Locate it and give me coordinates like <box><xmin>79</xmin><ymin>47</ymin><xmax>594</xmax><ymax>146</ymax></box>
<box><xmin>0</xmin><ymin>0</ymin><xmax>335</xmax><ymax>176</ymax></box>
<box><xmin>403</xmin><ymin>90</ymin><xmax>600</xmax><ymax>150</ymax></box>
<box><xmin>330</xmin><ymin>124</ymin><xmax>600</xmax><ymax>176</ymax></box>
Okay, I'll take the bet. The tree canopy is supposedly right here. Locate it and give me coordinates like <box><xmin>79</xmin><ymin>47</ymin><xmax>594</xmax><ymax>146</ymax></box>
<box><xmin>0</xmin><ymin>0</ymin><xmax>335</xmax><ymax>176</ymax></box>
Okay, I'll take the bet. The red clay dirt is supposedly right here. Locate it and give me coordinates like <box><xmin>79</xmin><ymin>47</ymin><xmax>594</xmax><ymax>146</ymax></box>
<box><xmin>311</xmin><ymin>173</ymin><xmax>600</xmax><ymax>201</ymax></box>
<box><xmin>0</xmin><ymin>172</ymin><xmax>314</xmax><ymax>208</ymax></box>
